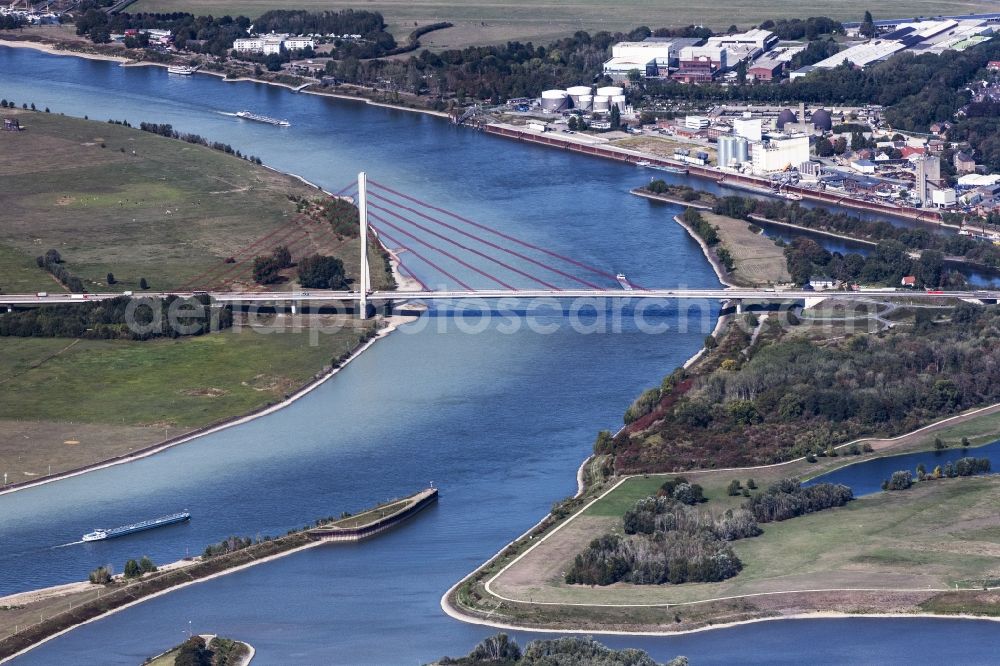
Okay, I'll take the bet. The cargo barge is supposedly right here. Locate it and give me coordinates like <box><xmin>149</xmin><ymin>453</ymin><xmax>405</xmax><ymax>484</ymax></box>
<box><xmin>82</xmin><ymin>512</ymin><xmax>190</xmax><ymax>542</ymax></box>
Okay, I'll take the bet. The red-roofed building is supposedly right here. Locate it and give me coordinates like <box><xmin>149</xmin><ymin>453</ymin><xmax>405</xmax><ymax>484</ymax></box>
<box><xmin>901</xmin><ymin>276</ymin><xmax>916</xmax><ymax>288</ymax></box>
<box><xmin>900</xmin><ymin>146</ymin><xmax>926</xmax><ymax>159</ymax></box>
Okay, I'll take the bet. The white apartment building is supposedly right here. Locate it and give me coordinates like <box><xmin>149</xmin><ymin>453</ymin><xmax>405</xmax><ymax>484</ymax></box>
<box><xmin>233</xmin><ymin>34</ymin><xmax>314</xmax><ymax>55</ymax></box>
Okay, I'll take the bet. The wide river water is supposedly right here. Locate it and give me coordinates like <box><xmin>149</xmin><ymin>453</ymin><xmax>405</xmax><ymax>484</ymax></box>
<box><xmin>1</xmin><ymin>48</ymin><xmax>999</xmax><ymax>664</ymax></box>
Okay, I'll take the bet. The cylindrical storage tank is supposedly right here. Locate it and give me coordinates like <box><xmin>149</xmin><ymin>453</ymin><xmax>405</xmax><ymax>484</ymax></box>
<box><xmin>596</xmin><ymin>86</ymin><xmax>624</xmax><ymax>97</ymax></box>
<box><xmin>566</xmin><ymin>85</ymin><xmax>592</xmax><ymax>97</ymax></box>
<box><xmin>540</xmin><ymin>89</ymin><xmax>569</xmax><ymax>112</ymax></box>
<box><xmin>611</xmin><ymin>94</ymin><xmax>627</xmax><ymax>111</ymax></box>
<box><xmin>593</xmin><ymin>95</ymin><xmax>611</xmax><ymax>112</ymax></box>
<box><xmin>734</xmin><ymin>138</ymin><xmax>749</xmax><ymax>163</ymax></box>
<box><xmin>576</xmin><ymin>94</ymin><xmax>593</xmax><ymax>111</ymax></box>
<box><xmin>718</xmin><ymin>135</ymin><xmax>735</xmax><ymax>168</ymax></box>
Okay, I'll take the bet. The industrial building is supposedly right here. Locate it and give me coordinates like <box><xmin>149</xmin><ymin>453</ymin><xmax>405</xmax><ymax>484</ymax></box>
<box><xmin>751</xmin><ymin>134</ymin><xmax>810</xmax><ymax>174</ymax></box>
<box><xmin>809</xmin><ymin>18</ymin><xmax>995</xmax><ymax>72</ymax></box>
<box><xmin>915</xmin><ymin>155</ymin><xmax>942</xmax><ymax>203</ymax></box>
<box><xmin>733</xmin><ymin>116</ymin><xmax>762</xmax><ymax>142</ymax></box>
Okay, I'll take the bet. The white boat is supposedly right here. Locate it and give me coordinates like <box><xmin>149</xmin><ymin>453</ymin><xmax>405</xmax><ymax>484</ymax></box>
<box><xmin>777</xmin><ymin>191</ymin><xmax>803</xmax><ymax>201</ymax></box>
<box><xmin>616</xmin><ymin>273</ymin><xmax>633</xmax><ymax>291</ymax></box>
<box><xmin>167</xmin><ymin>65</ymin><xmax>196</xmax><ymax>75</ymax></box>
<box><xmin>235</xmin><ymin>110</ymin><xmax>290</xmax><ymax>127</ymax></box>
<box><xmin>636</xmin><ymin>160</ymin><xmax>652</xmax><ymax>167</ymax></box>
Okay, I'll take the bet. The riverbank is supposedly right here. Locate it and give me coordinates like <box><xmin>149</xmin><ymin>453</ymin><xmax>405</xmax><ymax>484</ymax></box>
<box><xmin>671</xmin><ymin>213</ymin><xmax>737</xmax><ymax>288</ymax></box>
<box><xmin>0</xmin><ymin>488</ymin><xmax>436</xmax><ymax>662</ymax></box>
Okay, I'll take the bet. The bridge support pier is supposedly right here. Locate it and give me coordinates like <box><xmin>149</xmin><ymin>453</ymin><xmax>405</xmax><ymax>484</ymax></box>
<box><xmin>290</xmin><ymin>303</ymin><xmax>297</xmax><ymax>315</ymax></box>
<box><xmin>803</xmin><ymin>296</ymin><xmax>826</xmax><ymax>309</ymax></box>
<box><xmin>734</xmin><ymin>299</ymin><xmax>743</xmax><ymax>314</ymax></box>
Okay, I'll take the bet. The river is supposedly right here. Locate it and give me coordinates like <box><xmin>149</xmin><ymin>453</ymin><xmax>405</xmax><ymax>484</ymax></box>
<box><xmin>1</xmin><ymin>47</ymin><xmax>999</xmax><ymax>664</ymax></box>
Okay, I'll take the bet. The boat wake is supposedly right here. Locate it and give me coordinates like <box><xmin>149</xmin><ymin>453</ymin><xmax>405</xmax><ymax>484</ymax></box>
<box><xmin>215</xmin><ymin>111</ymin><xmax>239</xmax><ymax>117</ymax></box>
<box><xmin>52</xmin><ymin>540</ymin><xmax>85</xmax><ymax>548</ymax></box>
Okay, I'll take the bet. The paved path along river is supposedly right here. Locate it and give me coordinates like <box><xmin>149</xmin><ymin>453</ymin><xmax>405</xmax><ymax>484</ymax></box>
<box><xmin>1</xmin><ymin>48</ymin><xmax>999</xmax><ymax>664</ymax></box>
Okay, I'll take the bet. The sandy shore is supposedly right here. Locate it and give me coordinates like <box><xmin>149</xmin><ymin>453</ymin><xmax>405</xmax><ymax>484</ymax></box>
<box><xmin>0</xmin><ymin>38</ymin><xmax>127</xmax><ymax>63</ymax></box>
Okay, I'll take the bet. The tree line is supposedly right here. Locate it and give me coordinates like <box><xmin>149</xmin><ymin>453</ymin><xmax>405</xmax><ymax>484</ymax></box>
<box><xmin>137</xmin><ymin>122</ymin><xmax>262</xmax><ymax>164</ymax></box>
<box><xmin>0</xmin><ymin>295</ymin><xmax>231</xmax><ymax>340</ymax></box>
<box><xmin>438</xmin><ymin>632</ymin><xmax>688</xmax><ymax>666</ymax></box>
<box><xmin>743</xmin><ymin>478</ymin><xmax>853</xmax><ymax>522</ymax></box>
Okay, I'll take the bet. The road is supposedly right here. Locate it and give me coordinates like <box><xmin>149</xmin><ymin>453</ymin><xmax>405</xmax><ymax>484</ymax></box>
<box><xmin>1</xmin><ymin>288</ymin><xmax>997</xmax><ymax>306</ymax></box>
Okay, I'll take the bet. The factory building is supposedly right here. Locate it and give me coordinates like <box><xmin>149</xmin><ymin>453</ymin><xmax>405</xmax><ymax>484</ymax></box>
<box><xmin>751</xmin><ymin>135</ymin><xmax>810</xmax><ymax>174</ymax></box>
<box><xmin>733</xmin><ymin>116</ymin><xmax>762</xmax><ymax>142</ymax></box>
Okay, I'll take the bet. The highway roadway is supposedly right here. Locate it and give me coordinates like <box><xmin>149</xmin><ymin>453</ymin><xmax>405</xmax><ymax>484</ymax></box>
<box><xmin>2</xmin><ymin>288</ymin><xmax>998</xmax><ymax>306</ymax></box>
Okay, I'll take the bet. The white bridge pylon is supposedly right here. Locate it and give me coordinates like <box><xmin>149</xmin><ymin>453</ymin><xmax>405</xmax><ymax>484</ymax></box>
<box><xmin>358</xmin><ymin>171</ymin><xmax>370</xmax><ymax>318</ymax></box>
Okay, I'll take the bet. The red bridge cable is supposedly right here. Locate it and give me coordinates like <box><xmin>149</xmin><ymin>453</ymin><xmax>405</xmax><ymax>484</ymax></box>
<box><xmin>368</xmin><ymin>180</ymin><xmax>622</xmax><ymax>282</ymax></box>
<box><xmin>367</xmin><ymin>200</ymin><xmax>561</xmax><ymax>291</ymax></box>
<box><xmin>368</xmin><ymin>213</ymin><xmax>513</xmax><ymax>289</ymax></box>
<box><xmin>370</xmin><ymin>226</ymin><xmax>472</xmax><ymax>291</ymax></box>
<box><xmin>366</xmin><ymin>190</ymin><xmax>601</xmax><ymax>290</ymax></box>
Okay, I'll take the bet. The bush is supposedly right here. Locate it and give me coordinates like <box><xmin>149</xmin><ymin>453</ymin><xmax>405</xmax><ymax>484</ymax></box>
<box><xmin>297</xmin><ymin>254</ymin><xmax>347</xmax><ymax>290</ymax></box>
<box><xmin>88</xmin><ymin>566</ymin><xmax>112</xmax><ymax>585</ymax></box>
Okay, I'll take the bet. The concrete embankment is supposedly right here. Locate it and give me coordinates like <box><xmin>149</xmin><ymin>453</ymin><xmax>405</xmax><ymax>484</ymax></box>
<box><xmin>0</xmin><ymin>488</ymin><xmax>436</xmax><ymax>663</ymax></box>
<box><xmin>484</xmin><ymin>124</ymin><xmax>947</xmax><ymax>227</ymax></box>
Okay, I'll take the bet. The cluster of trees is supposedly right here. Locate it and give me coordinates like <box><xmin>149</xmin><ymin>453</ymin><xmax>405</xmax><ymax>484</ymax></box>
<box><xmin>623</xmin><ymin>495</ymin><xmax>760</xmax><ymax>541</ymax></box>
<box><xmin>789</xmin><ymin>39</ymin><xmax>841</xmax><ymax>70</ymax></box>
<box><xmin>173</xmin><ymin>636</ymin><xmax>213</xmax><ymax>666</ymax></box>
<box><xmin>35</xmin><ymin>248</ymin><xmax>85</xmax><ymax>293</ymax></box>
<box><xmin>326</xmin><ymin>31</ymin><xmax>621</xmax><ymax>102</ymax></box>
<box><xmin>0</xmin><ymin>295</ymin><xmax>230</xmax><ymax>340</ymax></box>
<box><xmin>910</xmin><ymin>456</ymin><xmax>992</xmax><ymax>483</ymax></box>
<box><xmin>0</xmin><ymin>14</ymin><xmax>25</xmax><ymax>30</ymax></box>
<box><xmin>645</xmin><ymin>180</ymin><xmax>701</xmax><ymax>202</ymax></box>
<box><xmin>318</xmin><ymin>198</ymin><xmax>361</xmax><ymax>237</ymax></box>
<box><xmin>252</xmin><ymin>245</ymin><xmax>293</xmax><ymax>284</ymax></box>
<box><xmin>655</xmin><ymin>475</ymin><xmax>706</xmax><ymax>505</ymax></box>
<box><xmin>758</xmin><ymin>17</ymin><xmax>843</xmax><ymax>41</ymax></box>
<box><xmin>138</xmin><ymin>122</ymin><xmax>262</xmax><ymax>164</ymax></box>
<box><xmin>123</xmin><ymin>555</ymin><xmax>158</xmax><ymax>579</ymax></box>
<box><xmin>565</xmin><ymin>529</ymin><xmax>742</xmax><ymax>586</ymax></box>
<box><xmin>744</xmin><ymin>479</ymin><xmax>853</xmax><ymax>522</ymax></box>
<box><xmin>883</xmin><ymin>470</ymin><xmax>913</xmax><ymax>490</ymax></box>
<box><xmin>202</xmin><ymin>535</ymin><xmax>253</xmax><ymax>559</ymax></box>
<box><xmin>297</xmin><ymin>254</ymin><xmax>346</xmax><ymax>289</ymax></box>
<box><xmin>783</xmin><ymin>236</ymin><xmax>966</xmax><ymax>289</ymax></box>
<box><xmin>612</xmin><ymin>303</ymin><xmax>1000</xmax><ymax>472</ymax></box>
<box><xmin>438</xmin><ymin>633</ymin><xmax>687</xmax><ymax>666</ymax></box>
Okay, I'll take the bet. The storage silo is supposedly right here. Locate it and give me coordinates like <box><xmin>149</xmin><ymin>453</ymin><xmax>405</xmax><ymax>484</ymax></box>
<box><xmin>540</xmin><ymin>89</ymin><xmax>569</xmax><ymax>112</ymax></box>
<box><xmin>734</xmin><ymin>137</ymin><xmax>749</xmax><ymax>163</ymax></box>
<box><xmin>592</xmin><ymin>95</ymin><xmax>611</xmax><ymax>112</ymax></box>
<box><xmin>576</xmin><ymin>94</ymin><xmax>593</xmax><ymax>111</ymax></box>
<box><xmin>718</xmin><ymin>135</ymin><xmax>736</xmax><ymax>168</ymax></box>
<box><xmin>610</xmin><ymin>94</ymin><xmax>627</xmax><ymax>112</ymax></box>
<box><xmin>566</xmin><ymin>85</ymin><xmax>592</xmax><ymax>108</ymax></box>
<box><xmin>596</xmin><ymin>86</ymin><xmax>624</xmax><ymax>97</ymax></box>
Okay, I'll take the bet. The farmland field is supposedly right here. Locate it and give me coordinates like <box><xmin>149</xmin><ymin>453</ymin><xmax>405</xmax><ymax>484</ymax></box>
<box><xmin>129</xmin><ymin>1</ymin><xmax>1000</xmax><ymax>49</ymax></box>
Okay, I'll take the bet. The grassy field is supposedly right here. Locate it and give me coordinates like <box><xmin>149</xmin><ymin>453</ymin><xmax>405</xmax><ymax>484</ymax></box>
<box><xmin>0</xmin><ymin>109</ymin><xmax>380</xmax><ymax>293</ymax></box>
<box><xmin>493</xmin><ymin>468</ymin><xmax>1000</xmax><ymax>608</ymax></box>
<box><xmin>702</xmin><ymin>211</ymin><xmax>791</xmax><ymax>286</ymax></box>
<box><xmin>0</xmin><ymin>320</ymin><xmax>375</xmax><ymax>481</ymax></box>
<box><xmin>127</xmin><ymin>1</ymin><xmax>1000</xmax><ymax>48</ymax></box>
